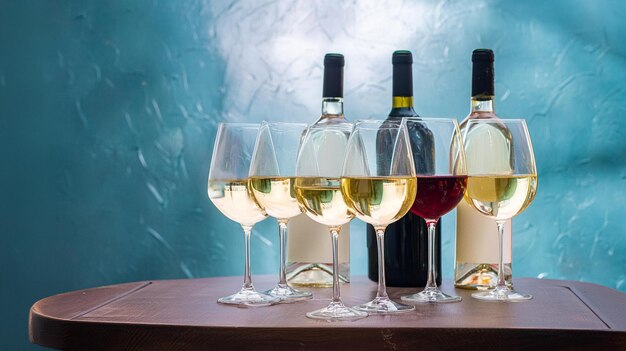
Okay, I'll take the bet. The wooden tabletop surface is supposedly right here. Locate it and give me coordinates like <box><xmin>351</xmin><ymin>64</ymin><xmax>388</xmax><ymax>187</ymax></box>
<box><xmin>30</xmin><ymin>276</ymin><xmax>626</xmax><ymax>350</ymax></box>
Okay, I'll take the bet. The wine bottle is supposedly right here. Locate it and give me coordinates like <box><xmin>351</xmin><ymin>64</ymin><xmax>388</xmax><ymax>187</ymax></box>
<box><xmin>455</xmin><ymin>49</ymin><xmax>513</xmax><ymax>289</ymax></box>
<box><xmin>286</xmin><ymin>54</ymin><xmax>350</xmax><ymax>287</ymax></box>
<box><xmin>367</xmin><ymin>50</ymin><xmax>442</xmax><ymax>287</ymax></box>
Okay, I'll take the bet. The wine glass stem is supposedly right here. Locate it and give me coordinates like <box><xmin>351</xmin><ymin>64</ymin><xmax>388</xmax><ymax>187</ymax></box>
<box><xmin>375</xmin><ymin>227</ymin><xmax>388</xmax><ymax>299</ymax></box>
<box><xmin>242</xmin><ymin>225</ymin><xmax>253</xmax><ymax>290</ymax></box>
<box><xmin>330</xmin><ymin>227</ymin><xmax>341</xmax><ymax>304</ymax></box>
<box><xmin>278</xmin><ymin>220</ymin><xmax>288</xmax><ymax>286</ymax></box>
<box><xmin>425</xmin><ymin>220</ymin><xmax>438</xmax><ymax>289</ymax></box>
<box><xmin>495</xmin><ymin>220</ymin><xmax>506</xmax><ymax>289</ymax></box>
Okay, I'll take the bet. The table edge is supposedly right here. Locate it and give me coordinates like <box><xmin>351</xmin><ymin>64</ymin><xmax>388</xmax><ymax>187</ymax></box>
<box><xmin>29</xmin><ymin>316</ymin><xmax>626</xmax><ymax>351</ymax></box>
<box><xmin>29</xmin><ymin>277</ymin><xmax>626</xmax><ymax>350</ymax></box>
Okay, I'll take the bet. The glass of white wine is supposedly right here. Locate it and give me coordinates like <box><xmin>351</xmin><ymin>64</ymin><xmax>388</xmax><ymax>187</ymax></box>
<box><xmin>463</xmin><ymin>119</ymin><xmax>538</xmax><ymax>302</ymax></box>
<box><xmin>207</xmin><ymin>123</ymin><xmax>279</xmax><ymax>307</ymax></box>
<box><xmin>295</xmin><ymin>124</ymin><xmax>367</xmax><ymax>321</ymax></box>
<box><xmin>341</xmin><ymin>120</ymin><xmax>417</xmax><ymax>314</ymax></box>
<box><xmin>249</xmin><ymin>122</ymin><xmax>313</xmax><ymax>302</ymax></box>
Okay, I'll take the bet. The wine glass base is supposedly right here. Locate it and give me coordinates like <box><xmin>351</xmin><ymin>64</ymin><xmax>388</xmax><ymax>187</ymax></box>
<box><xmin>218</xmin><ymin>288</ymin><xmax>280</xmax><ymax>307</ymax></box>
<box><xmin>306</xmin><ymin>301</ymin><xmax>368</xmax><ymax>321</ymax></box>
<box><xmin>262</xmin><ymin>284</ymin><xmax>313</xmax><ymax>302</ymax></box>
<box><xmin>401</xmin><ymin>287</ymin><xmax>462</xmax><ymax>303</ymax></box>
<box><xmin>354</xmin><ymin>297</ymin><xmax>415</xmax><ymax>314</ymax></box>
<box><xmin>472</xmin><ymin>287</ymin><xmax>532</xmax><ymax>302</ymax></box>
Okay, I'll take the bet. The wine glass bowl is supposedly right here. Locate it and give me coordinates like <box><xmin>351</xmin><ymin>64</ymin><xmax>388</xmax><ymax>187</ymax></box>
<box><xmin>340</xmin><ymin>120</ymin><xmax>417</xmax><ymax>314</ymax></box>
<box><xmin>207</xmin><ymin>179</ymin><xmax>268</xmax><ymax>227</ymax></box>
<box><xmin>409</xmin><ymin>176</ymin><xmax>467</xmax><ymax>220</ymax></box>
<box><xmin>207</xmin><ymin>123</ymin><xmax>279</xmax><ymax>307</ymax></box>
<box><xmin>294</xmin><ymin>177</ymin><xmax>353</xmax><ymax>227</ymax></box>
<box><xmin>463</xmin><ymin>119</ymin><xmax>538</xmax><ymax>302</ymax></box>
<box><xmin>249</xmin><ymin>122</ymin><xmax>313</xmax><ymax>302</ymax></box>
<box><xmin>465</xmin><ymin>175</ymin><xmax>537</xmax><ymax>221</ymax></box>
<box><xmin>400</xmin><ymin>117</ymin><xmax>467</xmax><ymax>304</ymax></box>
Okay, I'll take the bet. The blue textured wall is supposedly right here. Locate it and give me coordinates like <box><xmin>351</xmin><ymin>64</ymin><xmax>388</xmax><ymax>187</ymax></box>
<box><xmin>1</xmin><ymin>1</ymin><xmax>625</xmax><ymax>349</ymax></box>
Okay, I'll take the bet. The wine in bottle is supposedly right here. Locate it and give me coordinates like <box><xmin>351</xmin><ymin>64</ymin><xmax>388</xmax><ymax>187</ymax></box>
<box><xmin>286</xmin><ymin>54</ymin><xmax>350</xmax><ymax>287</ymax></box>
<box><xmin>455</xmin><ymin>49</ymin><xmax>514</xmax><ymax>289</ymax></box>
<box><xmin>366</xmin><ymin>50</ymin><xmax>442</xmax><ymax>287</ymax></box>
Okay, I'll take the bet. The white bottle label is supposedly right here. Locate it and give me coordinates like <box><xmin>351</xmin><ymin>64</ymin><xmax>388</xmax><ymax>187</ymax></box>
<box><xmin>289</xmin><ymin>125</ymin><xmax>351</xmax><ymax>265</ymax></box>
<box><xmin>287</xmin><ymin>214</ymin><xmax>350</xmax><ymax>263</ymax></box>
<box><xmin>457</xmin><ymin>121</ymin><xmax>513</xmax><ymax>264</ymax></box>
<box><xmin>457</xmin><ymin>201</ymin><xmax>512</xmax><ymax>263</ymax></box>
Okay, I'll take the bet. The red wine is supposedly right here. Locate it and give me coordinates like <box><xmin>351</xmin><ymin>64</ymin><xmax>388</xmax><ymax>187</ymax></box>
<box><xmin>367</xmin><ymin>50</ymin><xmax>442</xmax><ymax>287</ymax></box>
<box><xmin>411</xmin><ymin>176</ymin><xmax>468</xmax><ymax>220</ymax></box>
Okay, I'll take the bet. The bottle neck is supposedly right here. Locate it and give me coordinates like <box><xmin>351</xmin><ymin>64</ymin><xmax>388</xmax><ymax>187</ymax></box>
<box><xmin>320</xmin><ymin>97</ymin><xmax>345</xmax><ymax>120</ymax></box>
<box><xmin>471</xmin><ymin>96</ymin><xmax>494</xmax><ymax>113</ymax></box>
<box><xmin>389</xmin><ymin>96</ymin><xmax>417</xmax><ymax>118</ymax></box>
<box><xmin>391</xmin><ymin>62</ymin><xmax>415</xmax><ymax>115</ymax></box>
<box><xmin>392</xmin><ymin>96</ymin><xmax>414</xmax><ymax>109</ymax></box>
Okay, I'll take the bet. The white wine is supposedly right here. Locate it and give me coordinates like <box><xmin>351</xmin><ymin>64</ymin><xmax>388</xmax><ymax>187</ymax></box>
<box><xmin>455</xmin><ymin>49</ymin><xmax>513</xmax><ymax>289</ymax></box>
<box><xmin>208</xmin><ymin>179</ymin><xmax>267</xmax><ymax>226</ymax></box>
<box><xmin>456</xmin><ymin>119</ymin><xmax>514</xmax><ymax>288</ymax></box>
<box><xmin>287</xmin><ymin>54</ymin><xmax>351</xmax><ymax>287</ymax></box>
<box><xmin>249</xmin><ymin>177</ymin><xmax>302</xmax><ymax>220</ymax></box>
<box><xmin>465</xmin><ymin>175</ymin><xmax>537</xmax><ymax>221</ymax></box>
<box><xmin>294</xmin><ymin>177</ymin><xmax>353</xmax><ymax>228</ymax></box>
<box><xmin>341</xmin><ymin>177</ymin><xmax>416</xmax><ymax>227</ymax></box>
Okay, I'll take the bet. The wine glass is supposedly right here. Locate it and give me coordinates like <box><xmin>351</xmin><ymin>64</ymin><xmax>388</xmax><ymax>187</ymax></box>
<box><xmin>207</xmin><ymin>123</ymin><xmax>279</xmax><ymax>307</ymax></box>
<box><xmin>463</xmin><ymin>119</ymin><xmax>537</xmax><ymax>302</ymax></box>
<box><xmin>400</xmin><ymin>118</ymin><xmax>468</xmax><ymax>303</ymax></box>
<box><xmin>249</xmin><ymin>122</ymin><xmax>313</xmax><ymax>302</ymax></box>
<box><xmin>294</xmin><ymin>124</ymin><xmax>367</xmax><ymax>321</ymax></box>
<box><xmin>341</xmin><ymin>120</ymin><xmax>417</xmax><ymax>314</ymax></box>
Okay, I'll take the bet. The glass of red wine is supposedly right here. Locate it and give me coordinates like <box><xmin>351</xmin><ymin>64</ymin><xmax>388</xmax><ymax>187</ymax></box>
<box><xmin>400</xmin><ymin>117</ymin><xmax>467</xmax><ymax>303</ymax></box>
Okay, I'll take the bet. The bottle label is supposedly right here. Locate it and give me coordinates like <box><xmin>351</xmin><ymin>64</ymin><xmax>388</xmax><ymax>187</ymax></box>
<box><xmin>456</xmin><ymin>201</ymin><xmax>512</xmax><ymax>263</ymax></box>
<box><xmin>289</xmin><ymin>125</ymin><xmax>351</xmax><ymax>264</ymax></box>
<box><xmin>287</xmin><ymin>214</ymin><xmax>350</xmax><ymax>263</ymax></box>
<box><xmin>457</xmin><ymin>118</ymin><xmax>513</xmax><ymax>264</ymax></box>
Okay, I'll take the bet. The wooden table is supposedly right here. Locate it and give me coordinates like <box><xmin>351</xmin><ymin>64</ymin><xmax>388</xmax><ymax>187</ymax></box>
<box><xmin>30</xmin><ymin>276</ymin><xmax>626</xmax><ymax>350</ymax></box>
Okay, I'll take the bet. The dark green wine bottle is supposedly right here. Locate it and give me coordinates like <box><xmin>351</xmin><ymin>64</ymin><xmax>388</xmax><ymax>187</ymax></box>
<box><xmin>366</xmin><ymin>50</ymin><xmax>442</xmax><ymax>287</ymax></box>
